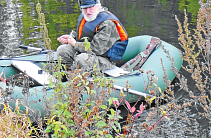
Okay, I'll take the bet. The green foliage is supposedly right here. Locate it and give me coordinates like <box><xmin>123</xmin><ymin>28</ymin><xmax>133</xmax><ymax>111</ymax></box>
<box><xmin>0</xmin><ymin>0</ymin><xmax>6</xmax><ymax>6</ymax></box>
<box><xmin>82</xmin><ymin>37</ymin><xmax>91</xmax><ymax>52</ymax></box>
<box><xmin>158</xmin><ymin>0</ymin><xmax>168</xmax><ymax>9</ymax></box>
<box><xmin>44</xmin><ymin>64</ymin><xmax>125</xmax><ymax>137</ymax></box>
<box><xmin>178</xmin><ymin>0</ymin><xmax>200</xmax><ymax>23</ymax></box>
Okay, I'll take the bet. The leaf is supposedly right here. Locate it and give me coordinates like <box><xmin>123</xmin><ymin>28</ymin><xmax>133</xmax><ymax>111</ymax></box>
<box><xmin>85</xmin><ymin>108</ymin><xmax>91</xmax><ymax>114</ymax></box>
<box><xmin>77</xmin><ymin>82</ymin><xmax>82</xmax><ymax>87</ymax></box>
<box><xmin>91</xmin><ymin>90</ymin><xmax>96</xmax><ymax>94</ymax></box>
<box><xmin>107</xmin><ymin>114</ymin><xmax>114</xmax><ymax>119</ymax></box>
<box><xmin>150</xmin><ymin>96</ymin><xmax>156</xmax><ymax>103</ymax></box>
<box><xmin>100</xmin><ymin>105</ymin><xmax>107</xmax><ymax>109</ymax></box>
<box><xmin>113</xmin><ymin>100</ymin><xmax>120</xmax><ymax>108</ymax></box>
<box><xmin>86</xmin><ymin>86</ymin><xmax>90</xmax><ymax>94</ymax></box>
<box><xmin>125</xmin><ymin>100</ymin><xmax>131</xmax><ymax>111</ymax></box>
<box><xmin>134</xmin><ymin>103</ymin><xmax>144</xmax><ymax>119</ymax></box>
<box><xmin>86</xmin><ymin>131</ymin><xmax>93</xmax><ymax>136</ymax></box>
<box><xmin>110</xmin><ymin>108</ymin><xmax>115</xmax><ymax>115</ymax></box>
<box><xmin>117</xmin><ymin>122</ymin><xmax>121</xmax><ymax>130</ymax></box>
<box><xmin>82</xmin><ymin>79</ymin><xmax>86</xmax><ymax>85</ymax></box>
<box><xmin>69</xmin><ymin>129</ymin><xmax>74</xmax><ymax>136</ymax></box>
<box><xmin>131</xmin><ymin>106</ymin><xmax>136</xmax><ymax>112</ymax></box>
<box><xmin>207</xmin><ymin>96</ymin><xmax>211</xmax><ymax>103</ymax></box>
<box><xmin>86</xmin><ymin>104</ymin><xmax>91</xmax><ymax>107</ymax></box>
<box><xmin>48</xmin><ymin>78</ymin><xmax>53</xmax><ymax>88</ymax></box>
<box><xmin>63</xmin><ymin>94</ymin><xmax>68</xmax><ymax>99</ymax></box>
<box><xmin>93</xmin><ymin>78</ymin><xmax>100</xmax><ymax>83</ymax></box>
<box><xmin>117</xmin><ymin>115</ymin><xmax>123</xmax><ymax>119</ymax></box>
<box><xmin>63</xmin><ymin>110</ymin><xmax>72</xmax><ymax>118</ymax></box>
<box><xmin>114</xmin><ymin>121</ymin><xmax>119</xmax><ymax>127</ymax></box>
<box><xmin>125</xmin><ymin>100</ymin><xmax>135</xmax><ymax>113</ymax></box>
<box><xmin>61</xmin><ymin>125</ymin><xmax>68</xmax><ymax>133</ymax></box>
<box><xmin>82</xmin><ymin>37</ymin><xmax>91</xmax><ymax>51</ymax></box>
<box><xmin>105</xmin><ymin>134</ymin><xmax>113</xmax><ymax>138</ymax></box>
<box><xmin>158</xmin><ymin>87</ymin><xmax>162</xmax><ymax>92</ymax></box>
<box><xmin>164</xmin><ymin>116</ymin><xmax>170</xmax><ymax>121</ymax></box>
<box><xmin>4</xmin><ymin>104</ymin><xmax>7</xmax><ymax>111</ymax></box>
<box><xmin>45</xmin><ymin>126</ymin><xmax>51</xmax><ymax>133</ymax></box>
<box><xmin>95</xmin><ymin>121</ymin><xmax>106</xmax><ymax>127</ymax></box>
<box><xmin>161</xmin><ymin>111</ymin><xmax>166</xmax><ymax>116</ymax></box>
<box><xmin>25</xmin><ymin>106</ymin><xmax>28</xmax><ymax>115</ymax></box>
<box><xmin>93</xmin><ymin>63</ymin><xmax>97</xmax><ymax>69</ymax></box>
<box><xmin>112</xmin><ymin>125</ymin><xmax>117</xmax><ymax>131</ymax></box>
<box><xmin>54</xmin><ymin>123</ymin><xmax>60</xmax><ymax>136</ymax></box>
<box><xmin>53</xmin><ymin>121</ymin><xmax>62</xmax><ymax>125</ymax></box>
<box><xmin>108</xmin><ymin>98</ymin><xmax>113</xmax><ymax>106</ymax></box>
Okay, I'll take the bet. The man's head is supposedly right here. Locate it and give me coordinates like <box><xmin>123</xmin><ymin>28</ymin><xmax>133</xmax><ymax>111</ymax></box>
<box><xmin>79</xmin><ymin>0</ymin><xmax>101</xmax><ymax>22</ymax></box>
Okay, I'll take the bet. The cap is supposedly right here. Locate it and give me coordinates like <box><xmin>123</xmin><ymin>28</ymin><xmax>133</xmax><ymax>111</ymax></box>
<box><xmin>79</xmin><ymin>0</ymin><xmax>99</xmax><ymax>9</ymax></box>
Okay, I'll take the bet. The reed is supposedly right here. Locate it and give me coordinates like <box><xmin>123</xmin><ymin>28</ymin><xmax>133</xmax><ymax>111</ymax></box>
<box><xmin>36</xmin><ymin>2</ymin><xmax>52</xmax><ymax>50</ymax></box>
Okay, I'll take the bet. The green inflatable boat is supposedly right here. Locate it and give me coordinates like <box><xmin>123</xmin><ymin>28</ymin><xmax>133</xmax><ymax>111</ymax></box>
<box><xmin>0</xmin><ymin>35</ymin><xmax>183</xmax><ymax>118</ymax></box>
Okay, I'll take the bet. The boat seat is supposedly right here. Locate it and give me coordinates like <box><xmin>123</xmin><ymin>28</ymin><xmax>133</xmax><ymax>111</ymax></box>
<box><xmin>122</xmin><ymin>35</ymin><xmax>152</xmax><ymax>61</ymax></box>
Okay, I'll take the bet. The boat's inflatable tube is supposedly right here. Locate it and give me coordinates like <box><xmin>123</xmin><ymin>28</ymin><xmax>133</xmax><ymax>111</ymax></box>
<box><xmin>114</xmin><ymin>35</ymin><xmax>183</xmax><ymax>93</ymax></box>
<box><xmin>0</xmin><ymin>35</ymin><xmax>182</xmax><ymax>119</ymax></box>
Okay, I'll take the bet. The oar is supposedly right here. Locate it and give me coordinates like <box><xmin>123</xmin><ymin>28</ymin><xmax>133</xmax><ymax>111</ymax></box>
<box><xmin>0</xmin><ymin>51</ymin><xmax>57</xmax><ymax>67</ymax></box>
<box><xmin>0</xmin><ymin>45</ymin><xmax>53</xmax><ymax>61</ymax></box>
<box><xmin>18</xmin><ymin>45</ymin><xmax>52</xmax><ymax>53</ymax></box>
<box><xmin>18</xmin><ymin>45</ymin><xmax>45</xmax><ymax>51</ymax></box>
<box><xmin>113</xmin><ymin>85</ymin><xmax>155</xmax><ymax>98</ymax></box>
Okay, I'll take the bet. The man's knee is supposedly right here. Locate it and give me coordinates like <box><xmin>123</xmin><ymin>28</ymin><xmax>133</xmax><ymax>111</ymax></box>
<box><xmin>75</xmin><ymin>53</ymin><xmax>88</xmax><ymax>68</ymax></box>
<box><xmin>75</xmin><ymin>53</ymin><xmax>96</xmax><ymax>69</ymax></box>
<box><xmin>56</xmin><ymin>44</ymin><xmax>76</xmax><ymax>58</ymax></box>
<box><xmin>57</xmin><ymin>44</ymin><xmax>67</xmax><ymax>57</ymax></box>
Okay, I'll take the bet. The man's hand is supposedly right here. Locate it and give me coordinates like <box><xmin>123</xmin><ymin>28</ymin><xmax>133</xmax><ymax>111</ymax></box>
<box><xmin>57</xmin><ymin>35</ymin><xmax>76</xmax><ymax>46</ymax></box>
<box><xmin>57</xmin><ymin>35</ymin><xmax>69</xmax><ymax>44</ymax></box>
<box><xmin>68</xmin><ymin>37</ymin><xmax>76</xmax><ymax>47</ymax></box>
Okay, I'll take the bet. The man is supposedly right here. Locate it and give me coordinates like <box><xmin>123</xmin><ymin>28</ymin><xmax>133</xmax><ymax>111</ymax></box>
<box><xmin>57</xmin><ymin>0</ymin><xmax>128</xmax><ymax>71</ymax></box>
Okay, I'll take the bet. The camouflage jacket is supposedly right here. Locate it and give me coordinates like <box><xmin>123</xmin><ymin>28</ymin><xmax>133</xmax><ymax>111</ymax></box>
<box><xmin>73</xmin><ymin>19</ymin><xmax>121</xmax><ymax>70</ymax></box>
<box><xmin>74</xmin><ymin>19</ymin><xmax>121</xmax><ymax>55</ymax></box>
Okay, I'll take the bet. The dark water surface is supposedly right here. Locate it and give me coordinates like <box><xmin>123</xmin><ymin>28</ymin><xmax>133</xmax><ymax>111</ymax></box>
<box><xmin>0</xmin><ymin>0</ymin><xmax>200</xmax><ymax>56</ymax></box>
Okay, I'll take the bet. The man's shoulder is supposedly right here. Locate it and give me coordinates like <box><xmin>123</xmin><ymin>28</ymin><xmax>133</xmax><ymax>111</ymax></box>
<box><xmin>99</xmin><ymin>19</ymin><xmax>116</xmax><ymax>27</ymax></box>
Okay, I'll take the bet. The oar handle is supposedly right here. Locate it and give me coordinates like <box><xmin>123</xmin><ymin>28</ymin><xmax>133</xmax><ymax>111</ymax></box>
<box><xmin>18</xmin><ymin>45</ymin><xmax>44</xmax><ymax>51</ymax></box>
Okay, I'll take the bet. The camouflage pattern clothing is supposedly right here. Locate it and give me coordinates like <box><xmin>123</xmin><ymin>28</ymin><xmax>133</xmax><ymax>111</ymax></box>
<box><xmin>57</xmin><ymin>17</ymin><xmax>122</xmax><ymax>71</ymax></box>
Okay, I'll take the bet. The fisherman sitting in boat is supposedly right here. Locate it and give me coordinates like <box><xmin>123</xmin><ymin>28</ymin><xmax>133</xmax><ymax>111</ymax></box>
<box><xmin>57</xmin><ymin>0</ymin><xmax>128</xmax><ymax>71</ymax></box>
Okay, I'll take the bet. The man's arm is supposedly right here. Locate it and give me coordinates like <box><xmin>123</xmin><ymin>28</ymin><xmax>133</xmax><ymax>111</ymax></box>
<box><xmin>74</xmin><ymin>20</ymin><xmax>120</xmax><ymax>55</ymax></box>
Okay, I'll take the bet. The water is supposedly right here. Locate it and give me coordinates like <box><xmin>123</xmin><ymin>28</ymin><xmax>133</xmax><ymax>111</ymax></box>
<box><xmin>0</xmin><ymin>0</ymin><xmax>199</xmax><ymax>56</ymax></box>
<box><xmin>0</xmin><ymin>0</ymin><xmax>204</xmax><ymax>137</ymax></box>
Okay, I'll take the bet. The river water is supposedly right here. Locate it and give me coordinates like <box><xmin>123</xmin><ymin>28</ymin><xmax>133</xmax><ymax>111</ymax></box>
<box><xmin>0</xmin><ymin>0</ymin><xmax>205</xmax><ymax>137</ymax></box>
<box><xmin>0</xmin><ymin>0</ymin><xmax>199</xmax><ymax>56</ymax></box>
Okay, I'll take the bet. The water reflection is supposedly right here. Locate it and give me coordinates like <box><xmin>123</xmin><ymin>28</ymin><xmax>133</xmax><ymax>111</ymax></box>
<box><xmin>0</xmin><ymin>0</ymin><xmax>200</xmax><ymax>56</ymax></box>
<box><xmin>0</xmin><ymin>0</ymin><xmax>23</xmax><ymax>56</ymax></box>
